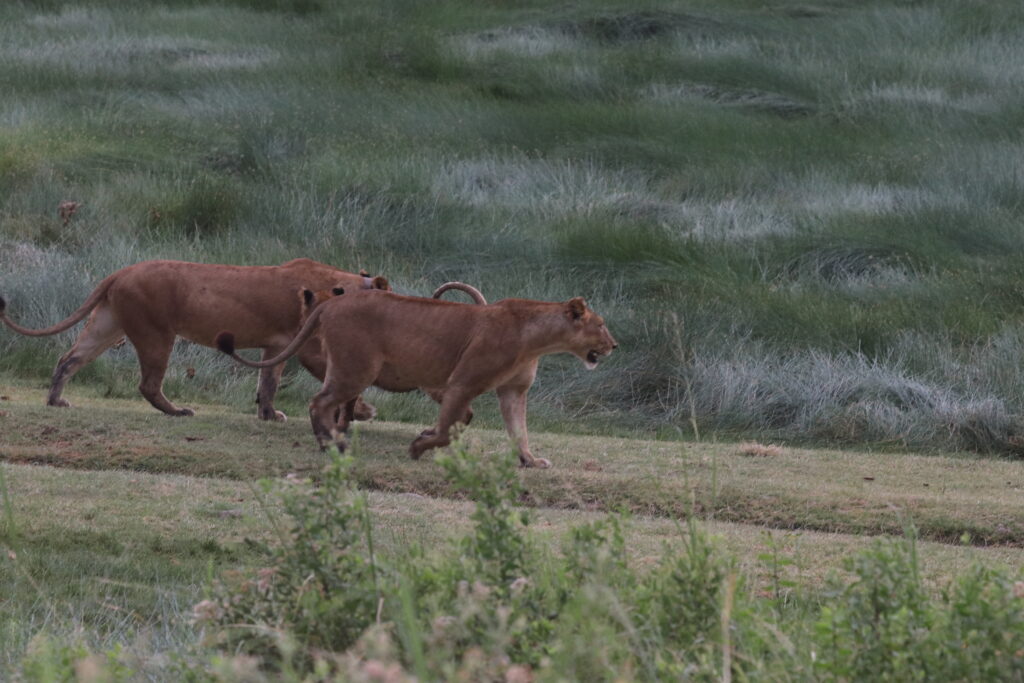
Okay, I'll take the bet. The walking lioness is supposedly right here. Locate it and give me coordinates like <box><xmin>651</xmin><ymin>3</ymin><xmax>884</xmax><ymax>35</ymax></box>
<box><xmin>0</xmin><ymin>259</ymin><xmax>388</xmax><ymax>419</ymax></box>
<box><xmin>216</xmin><ymin>289</ymin><xmax>617</xmax><ymax>468</ymax></box>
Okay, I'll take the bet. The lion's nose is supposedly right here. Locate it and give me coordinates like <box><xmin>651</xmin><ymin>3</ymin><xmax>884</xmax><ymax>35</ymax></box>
<box><xmin>612</xmin><ymin>342</ymin><xmax>619</xmax><ymax>350</ymax></box>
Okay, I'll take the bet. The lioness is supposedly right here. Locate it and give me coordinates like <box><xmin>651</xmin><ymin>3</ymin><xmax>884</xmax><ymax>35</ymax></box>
<box><xmin>298</xmin><ymin>281</ymin><xmax>488</xmax><ymax>427</ymax></box>
<box><xmin>216</xmin><ymin>290</ymin><xmax>617</xmax><ymax>468</ymax></box>
<box><xmin>0</xmin><ymin>259</ymin><xmax>388</xmax><ymax>419</ymax></box>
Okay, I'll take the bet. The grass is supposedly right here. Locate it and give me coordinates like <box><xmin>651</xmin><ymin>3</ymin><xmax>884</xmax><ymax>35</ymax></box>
<box><xmin>3</xmin><ymin>0</ymin><xmax>1024</xmax><ymax>450</ymax></box>
<box><xmin>4</xmin><ymin>397</ymin><xmax>1024</xmax><ymax>677</ymax></box>
<box><xmin>1</xmin><ymin>0</ymin><xmax>1023</xmax><ymax>676</ymax></box>
<box><xmin>4</xmin><ymin>407</ymin><xmax>1024</xmax><ymax>675</ymax></box>
<box><xmin>3</xmin><ymin>383</ymin><xmax>1024</xmax><ymax>549</ymax></box>
<box><xmin>7</xmin><ymin>456</ymin><xmax>1019</xmax><ymax>602</ymax></box>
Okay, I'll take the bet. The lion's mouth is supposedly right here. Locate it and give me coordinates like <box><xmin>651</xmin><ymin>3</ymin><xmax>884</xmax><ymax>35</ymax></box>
<box><xmin>587</xmin><ymin>350</ymin><xmax>600</xmax><ymax>364</ymax></box>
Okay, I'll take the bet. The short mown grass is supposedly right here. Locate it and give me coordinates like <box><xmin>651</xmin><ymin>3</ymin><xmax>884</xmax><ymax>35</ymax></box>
<box><xmin>3</xmin><ymin>384</ymin><xmax>1023</xmax><ymax>547</ymax></box>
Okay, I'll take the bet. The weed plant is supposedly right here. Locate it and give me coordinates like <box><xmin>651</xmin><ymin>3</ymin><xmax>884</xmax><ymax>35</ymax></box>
<box><xmin>17</xmin><ymin>442</ymin><xmax>1021</xmax><ymax>680</ymax></box>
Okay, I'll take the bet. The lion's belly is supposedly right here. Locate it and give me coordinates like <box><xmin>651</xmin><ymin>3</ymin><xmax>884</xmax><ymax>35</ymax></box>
<box><xmin>176</xmin><ymin>312</ymin><xmax>280</xmax><ymax>349</ymax></box>
<box><xmin>169</xmin><ymin>293</ymin><xmax>300</xmax><ymax>349</ymax></box>
<box><xmin>372</xmin><ymin>363</ymin><xmax>445</xmax><ymax>393</ymax></box>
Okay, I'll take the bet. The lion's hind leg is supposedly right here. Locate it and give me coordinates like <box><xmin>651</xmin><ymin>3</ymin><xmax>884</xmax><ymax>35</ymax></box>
<box><xmin>409</xmin><ymin>388</ymin><xmax>476</xmax><ymax>460</ymax></box>
<box><xmin>256</xmin><ymin>347</ymin><xmax>288</xmax><ymax>422</ymax></box>
<box><xmin>129</xmin><ymin>329</ymin><xmax>194</xmax><ymax>416</ymax></box>
<box><xmin>47</xmin><ymin>307</ymin><xmax>125</xmax><ymax>408</ymax></box>
<box><xmin>420</xmin><ymin>388</ymin><xmax>473</xmax><ymax>436</ymax></box>
<box><xmin>309</xmin><ymin>382</ymin><xmax>363</xmax><ymax>451</ymax></box>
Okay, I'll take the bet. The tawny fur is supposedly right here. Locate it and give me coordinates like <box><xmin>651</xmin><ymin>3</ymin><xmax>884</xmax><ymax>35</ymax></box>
<box><xmin>218</xmin><ymin>290</ymin><xmax>617</xmax><ymax>468</ymax></box>
<box><xmin>0</xmin><ymin>258</ymin><xmax>388</xmax><ymax>419</ymax></box>
<box><xmin>294</xmin><ymin>281</ymin><xmax>489</xmax><ymax>426</ymax></box>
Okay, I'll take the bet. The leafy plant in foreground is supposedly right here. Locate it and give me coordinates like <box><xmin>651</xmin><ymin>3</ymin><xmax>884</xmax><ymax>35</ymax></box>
<box><xmin>195</xmin><ymin>450</ymin><xmax>379</xmax><ymax>666</ymax></box>
<box><xmin>187</xmin><ymin>444</ymin><xmax>1024</xmax><ymax>681</ymax></box>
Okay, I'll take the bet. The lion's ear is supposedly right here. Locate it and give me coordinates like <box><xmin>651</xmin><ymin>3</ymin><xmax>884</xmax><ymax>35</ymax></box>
<box><xmin>302</xmin><ymin>288</ymin><xmax>315</xmax><ymax>307</ymax></box>
<box><xmin>359</xmin><ymin>269</ymin><xmax>371</xmax><ymax>277</ymax></box>
<box><xmin>372</xmin><ymin>276</ymin><xmax>390</xmax><ymax>291</ymax></box>
<box><xmin>566</xmin><ymin>297</ymin><xmax>586</xmax><ymax>321</ymax></box>
<box><xmin>332</xmin><ymin>286</ymin><xmax>345</xmax><ymax>296</ymax></box>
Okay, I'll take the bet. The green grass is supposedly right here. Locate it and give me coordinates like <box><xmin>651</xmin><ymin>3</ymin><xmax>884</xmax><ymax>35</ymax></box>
<box><xmin>4</xmin><ymin>394</ymin><xmax>1024</xmax><ymax>675</ymax></box>
<box><xmin>3</xmin><ymin>0</ymin><xmax>1024</xmax><ymax>450</ymax></box>
<box><xmin>4</xmin><ymin>0</ymin><xmax>1024</xmax><ymax>677</ymax></box>
<box><xmin>2</xmin><ymin>421</ymin><xmax>1024</xmax><ymax>679</ymax></box>
<box><xmin>3</xmin><ymin>383</ymin><xmax>1024</xmax><ymax>548</ymax></box>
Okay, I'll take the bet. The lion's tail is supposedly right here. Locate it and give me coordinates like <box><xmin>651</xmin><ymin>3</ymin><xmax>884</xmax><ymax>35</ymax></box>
<box><xmin>0</xmin><ymin>275</ymin><xmax>114</xmax><ymax>337</ymax></box>
<box><xmin>432</xmin><ymin>281</ymin><xmax>487</xmax><ymax>305</ymax></box>
<box><xmin>216</xmin><ymin>303</ymin><xmax>327</xmax><ymax>369</ymax></box>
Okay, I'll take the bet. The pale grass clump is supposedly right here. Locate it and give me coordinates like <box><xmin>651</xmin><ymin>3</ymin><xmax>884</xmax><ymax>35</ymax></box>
<box><xmin>644</xmin><ymin>82</ymin><xmax>811</xmax><ymax>118</ymax></box>
<box><xmin>0</xmin><ymin>241</ymin><xmax>92</xmax><ymax>337</ymax></box>
<box><xmin>952</xmin><ymin>41</ymin><xmax>1024</xmax><ymax>89</ymax></box>
<box><xmin>431</xmin><ymin>156</ymin><xmax>651</xmax><ymax>217</ymax></box>
<box><xmin>433</xmin><ymin>157</ymin><xmax>796</xmax><ymax>242</ymax></box>
<box><xmin>24</xmin><ymin>7</ymin><xmax>114</xmax><ymax>31</ymax></box>
<box><xmin>791</xmin><ymin>176</ymin><xmax>951</xmax><ymax>217</ymax></box>
<box><xmin>170</xmin><ymin>49</ymin><xmax>278</xmax><ymax>72</ymax></box>
<box><xmin>851</xmin><ymin>84</ymin><xmax>997</xmax><ymax>115</ymax></box>
<box><xmin>543</xmin><ymin>62</ymin><xmax>604</xmax><ymax>92</ymax></box>
<box><xmin>454</xmin><ymin>27</ymin><xmax>576</xmax><ymax>59</ymax></box>
<box><xmin>685</xmin><ymin>337</ymin><xmax>1022</xmax><ymax>452</ymax></box>
<box><xmin>677</xmin><ymin>198</ymin><xmax>792</xmax><ymax>241</ymax></box>
<box><xmin>4</xmin><ymin>36</ymin><xmax>210</xmax><ymax>73</ymax></box>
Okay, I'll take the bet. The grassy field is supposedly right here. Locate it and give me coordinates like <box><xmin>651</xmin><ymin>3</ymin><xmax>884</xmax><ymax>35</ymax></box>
<box><xmin>2</xmin><ymin>0</ymin><xmax>1024</xmax><ymax>449</ymax></box>
<box><xmin>3</xmin><ymin>388</ymin><xmax>1023</xmax><ymax>676</ymax></box>
<box><xmin>3</xmin><ymin>382</ymin><xmax>1024</xmax><ymax>546</ymax></box>
<box><xmin>2</xmin><ymin>0</ymin><xmax>1024</xmax><ymax>677</ymax></box>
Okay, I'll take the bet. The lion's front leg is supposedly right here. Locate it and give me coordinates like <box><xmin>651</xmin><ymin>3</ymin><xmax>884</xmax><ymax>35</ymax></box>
<box><xmin>497</xmin><ymin>384</ymin><xmax>548</xmax><ymax>469</ymax></box>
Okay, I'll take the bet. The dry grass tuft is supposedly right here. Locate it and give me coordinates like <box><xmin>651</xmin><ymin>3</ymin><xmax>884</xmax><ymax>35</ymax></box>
<box><xmin>737</xmin><ymin>441</ymin><xmax>784</xmax><ymax>457</ymax></box>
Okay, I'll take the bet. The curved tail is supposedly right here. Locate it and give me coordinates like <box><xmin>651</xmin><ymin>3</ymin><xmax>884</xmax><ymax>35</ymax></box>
<box><xmin>216</xmin><ymin>303</ymin><xmax>327</xmax><ymax>369</ymax></box>
<box><xmin>0</xmin><ymin>276</ymin><xmax>114</xmax><ymax>337</ymax></box>
<box><xmin>432</xmin><ymin>282</ymin><xmax>487</xmax><ymax>305</ymax></box>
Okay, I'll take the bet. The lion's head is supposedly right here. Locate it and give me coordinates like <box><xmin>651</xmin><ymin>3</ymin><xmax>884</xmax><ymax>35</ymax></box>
<box><xmin>564</xmin><ymin>297</ymin><xmax>617</xmax><ymax>370</ymax></box>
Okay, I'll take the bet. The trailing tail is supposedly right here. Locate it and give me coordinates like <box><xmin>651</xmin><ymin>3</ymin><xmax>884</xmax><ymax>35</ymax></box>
<box><xmin>0</xmin><ymin>276</ymin><xmax>114</xmax><ymax>337</ymax></box>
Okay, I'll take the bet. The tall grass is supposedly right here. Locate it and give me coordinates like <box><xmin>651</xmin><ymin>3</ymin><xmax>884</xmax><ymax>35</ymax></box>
<box><xmin>3</xmin><ymin>0</ymin><xmax>1024</xmax><ymax>451</ymax></box>
<box><xmin>42</xmin><ymin>444</ymin><xmax>1015</xmax><ymax>680</ymax></box>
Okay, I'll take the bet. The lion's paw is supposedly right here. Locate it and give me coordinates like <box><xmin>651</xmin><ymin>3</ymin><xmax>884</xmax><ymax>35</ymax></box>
<box><xmin>352</xmin><ymin>400</ymin><xmax>377</xmax><ymax>422</ymax></box>
<box><xmin>522</xmin><ymin>457</ymin><xmax>551</xmax><ymax>469</ymax></box>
